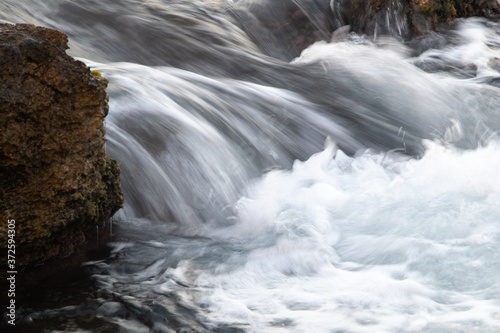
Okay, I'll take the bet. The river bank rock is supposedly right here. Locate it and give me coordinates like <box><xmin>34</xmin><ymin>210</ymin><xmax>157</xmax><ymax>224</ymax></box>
<box><xmin>329</xmin><ymin>0</ymin><xmax>500</xmax><ymax>39</ymax></box>
<box><xmin>0</xmin><ymin>24</ymin><xmax>123</xmax><ymax>269</ymax></box>
<box><xmin>229</xmin><ymin>0</ymin><xmax>499</xmax><ymax>60</ymax></box>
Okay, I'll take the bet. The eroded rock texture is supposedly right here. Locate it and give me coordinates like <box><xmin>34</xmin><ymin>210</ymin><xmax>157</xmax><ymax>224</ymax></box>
<box><xmin>0</xmin><ymin>24</ymin><xmax>123</xmax><ymax>267</ymax></box>
<box><xmin>331</xmin><ymin>0</ymin><xmax>500</xmax><ymax>39</ymax></box>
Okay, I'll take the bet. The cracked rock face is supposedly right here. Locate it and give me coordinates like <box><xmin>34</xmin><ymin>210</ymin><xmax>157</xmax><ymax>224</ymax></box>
<box><xmin>0</xmin><ymin>23</ymin><xmax>123</xmax><ymax>267</ymax></box>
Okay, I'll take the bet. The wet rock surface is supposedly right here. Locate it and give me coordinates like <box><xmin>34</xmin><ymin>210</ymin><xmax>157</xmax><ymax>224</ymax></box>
<box><xmin>0</xmin><ymin>23</ymin><xmax>123</xmax><ymax>269</ymax></box>
<box><xmin>330</xmin><ymin>0</ymin><xmax>500</xmax><ymax>39</ymax></box>
<box><xmin>228</xmin><ymin>0</ymin><xmax>500</xmax><ymax>60</ymax></box>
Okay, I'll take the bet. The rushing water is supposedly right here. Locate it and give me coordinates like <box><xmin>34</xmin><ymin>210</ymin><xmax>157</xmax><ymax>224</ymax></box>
<box><xmin>2</xmin><ymin>0</ymin><xmax>500</xmax><ymax>332</ymax></box>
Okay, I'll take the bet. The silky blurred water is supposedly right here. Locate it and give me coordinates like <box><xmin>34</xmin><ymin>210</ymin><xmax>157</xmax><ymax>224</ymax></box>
<box><xmin>2</xmin><ymin>0</ymin><xmax>500</xmax><ymax>332</ymax></box>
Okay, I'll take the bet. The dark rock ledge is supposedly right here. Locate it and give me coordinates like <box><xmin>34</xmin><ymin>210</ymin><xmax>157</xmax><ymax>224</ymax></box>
<box><xmin>0</xmin><ymin>23</ymin><xmax>123</xmax><ymax>270</ymax></box>
<box><xmin>330</xmin><ymin>0</ymin><xmax>500</xmax><ymax>40</ymax></box>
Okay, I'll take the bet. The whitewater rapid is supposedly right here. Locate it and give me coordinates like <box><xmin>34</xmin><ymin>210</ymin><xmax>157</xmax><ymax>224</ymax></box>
<box><xmin>93</xmin><ymin>18</ymin><xmax>500</xmax><ymax>331</ymax></box>
<box><xmin>83</xmin><ymin>138</ymin><xmax>500</xmax><ymax>332</ymax></box>
<box><xmin>2</xmin><ymin>0</ymin><xmax>500</xmax><ymax>332</ymax></box>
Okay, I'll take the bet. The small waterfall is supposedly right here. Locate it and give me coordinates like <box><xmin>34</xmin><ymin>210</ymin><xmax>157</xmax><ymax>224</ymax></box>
<box><xmin>93</xmin><ymin>61</ymin><xmax>360</xmax><ymax>227</ymax></box>
<box><xmin>327</xmin><ymin>0</ymin><xmax>411</xmax><ymax>39</ymax></box>
<box><xmin>2</xmin><ymin>1</ymin><xmax>500</xmax><ymax>332</ymax></box>
<box><xmin>329</xmin><ymin>0</ymin><xmax>344</xmax><ymax>27</ymax></box>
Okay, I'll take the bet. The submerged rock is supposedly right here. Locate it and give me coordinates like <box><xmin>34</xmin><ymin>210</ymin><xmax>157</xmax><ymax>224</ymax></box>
<box><xmin>227</xmin><ymin>1</ymin><xmax>331</xmax><ymax>60</ymax></box>
<box><xmin>0</xmin><ymin>24</ymin><xmax>123</xmax><ymax>268</ymax></box>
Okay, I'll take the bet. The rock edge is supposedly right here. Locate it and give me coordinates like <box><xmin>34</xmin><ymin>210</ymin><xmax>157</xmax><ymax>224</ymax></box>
<box><xmin>0</xmin><ymin>23</ymin><xmax>123</xmax><ymax>269</ymax></box>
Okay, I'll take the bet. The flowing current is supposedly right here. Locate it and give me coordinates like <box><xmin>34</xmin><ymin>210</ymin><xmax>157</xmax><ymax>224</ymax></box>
<box><xmin>2</xmin><ymin>1</ymin><xmax>500</xmax><ymax>332</ymax></box>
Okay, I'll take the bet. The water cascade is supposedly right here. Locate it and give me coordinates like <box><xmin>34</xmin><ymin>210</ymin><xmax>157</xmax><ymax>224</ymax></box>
<box><xmin>2</xmin><ymin>0</ymin><xmax>500</xmax><ymax>332</ymax></box>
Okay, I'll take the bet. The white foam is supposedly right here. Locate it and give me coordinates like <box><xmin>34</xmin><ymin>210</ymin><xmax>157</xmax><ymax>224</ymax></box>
<box><xmin>163</xmin><ymin>141</ymin><xmax>500</xmax><ymax>332</ymax></box>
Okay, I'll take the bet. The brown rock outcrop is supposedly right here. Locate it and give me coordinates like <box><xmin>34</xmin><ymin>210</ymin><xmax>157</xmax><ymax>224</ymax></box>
<box><xmin>0</xmin><ymin>23</ymin><xmax>123</xmax><ymax>268</ymax></box>
<box><xmin>329</xmin><ymin>0</ymin><xmax>500</xmax><ymax>39</ymax></box>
